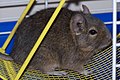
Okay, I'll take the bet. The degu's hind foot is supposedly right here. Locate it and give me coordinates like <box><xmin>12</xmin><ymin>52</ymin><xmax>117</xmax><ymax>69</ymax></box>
<box><xmin>47</xmin><ymin>71</ymin><xmax>68</xmax><ymax>76</ymax></box>
<box><xmin>80</xmin><ymin>69</ymin><xmax>93</xmax><ymax>76</ymax></box>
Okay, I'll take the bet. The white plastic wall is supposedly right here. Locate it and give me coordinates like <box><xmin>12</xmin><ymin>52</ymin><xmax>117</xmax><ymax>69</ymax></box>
<box><xmin>0</xmin><ymin>0</ymin><xmax>112</xmax><ymax>22</ymax></box>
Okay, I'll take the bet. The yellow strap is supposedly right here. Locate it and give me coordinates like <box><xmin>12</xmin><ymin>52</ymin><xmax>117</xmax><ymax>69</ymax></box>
<box><xmin>0</xmin><ymin>0</ymin><xmax>35</xmax><ymax>80</ymax></box>
<box><xmin>0</xmin><ymin>75</ymin><xmax>8</xmax><ymax>80</ymax></box>
<box><xmin>117</xmin><ymin>33</ymin><xmax>120</xmax><ymax>38</ymax></box>
<box><xmin>3</xmin><ymin>61</ymin><xmax>16</xmax><ymax>80</ymax></box>
<box><xmin>14</xmin><ymin>0</ymin><xmax>65</xmax><ymax>80</ymax></box>
<box><xmin>0</xmin><ymin>0</ymin><xmax>35</xmax><ymax>54</ymax></box>
<box><xmin>0</xmin><ymin>48</ymin><xmax>5</xmax><ymax>54</ymax></box>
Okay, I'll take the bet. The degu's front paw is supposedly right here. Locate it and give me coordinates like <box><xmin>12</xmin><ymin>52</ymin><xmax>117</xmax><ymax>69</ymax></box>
<box><xmin>80</xmin><ymin>70</ymin><xmax>93</xmax><ymax>76</ymax></box>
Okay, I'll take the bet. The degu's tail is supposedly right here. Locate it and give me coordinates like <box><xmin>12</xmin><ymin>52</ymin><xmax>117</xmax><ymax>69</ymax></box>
<box><xmin>0</xmin><ymin>53</ymin><xmax>13</xmax><ymax>61</ymax></box>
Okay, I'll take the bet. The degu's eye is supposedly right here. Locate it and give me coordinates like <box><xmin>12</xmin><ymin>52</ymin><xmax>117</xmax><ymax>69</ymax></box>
<box><xmin>89</xmin><ymin>29</ymin><xmax>97</xmax><ymax>35</ymax></box>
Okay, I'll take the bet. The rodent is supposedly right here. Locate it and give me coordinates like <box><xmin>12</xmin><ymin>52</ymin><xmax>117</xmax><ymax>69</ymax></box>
<box><xmin>0</xmin><ymin>5</ymin><xmax>112</xmax><ymax>75</ymax></box>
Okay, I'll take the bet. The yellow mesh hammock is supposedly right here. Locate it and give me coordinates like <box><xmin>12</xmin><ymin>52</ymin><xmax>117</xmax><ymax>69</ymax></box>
<box><xmin>0</xmin><ymin>44</ymin><xmax>120</xmax><ymax>80</ymax></box>
<box><xmin>0</xmin><ymin>0</ymin><xmax>119</xmax><ymax>80</ymax></box>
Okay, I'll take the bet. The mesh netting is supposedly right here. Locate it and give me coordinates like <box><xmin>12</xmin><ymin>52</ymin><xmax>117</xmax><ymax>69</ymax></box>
<box><xmin>0</xmin><ymin>45</ymin><xmax>120</xmax><ymax>80</ymax></box>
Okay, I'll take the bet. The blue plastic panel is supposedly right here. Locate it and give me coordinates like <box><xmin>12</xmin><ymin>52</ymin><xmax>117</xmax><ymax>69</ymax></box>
<box><xmin>93</xmin><ymin>12</ymin><xmax>113</xmax><ymax>22</ymax></box>
<box><xmin>0</xmin><ymin>21</ymin><xmax>16</xmax><ymax>54</ymax></box>
<box><xmin>0</xmin><ymin>34</ymin><xmax>15</xmax><ymax>54</ymax></box>
<box><xmin>0</xmin><ymin>21</ymin><xmax>16</xmax><ymax>32</ymax></box>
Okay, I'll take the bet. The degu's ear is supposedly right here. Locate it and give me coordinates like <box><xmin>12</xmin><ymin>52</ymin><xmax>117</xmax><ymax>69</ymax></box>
<box><xmin>70</xmin><ymin>14</ymin><xmax>85</xmax><ymax>46</ymax></box>
<box><xmin>82</xmin><ymin>5</ymin><xmax>91</xmax><ymax>14</ymax></box>
<box><xmin>70</xmin><ymin>14</ymin><xmax>84</xmax><ymax>36</ymax></box>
